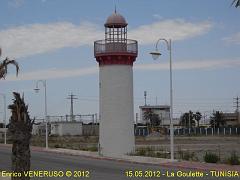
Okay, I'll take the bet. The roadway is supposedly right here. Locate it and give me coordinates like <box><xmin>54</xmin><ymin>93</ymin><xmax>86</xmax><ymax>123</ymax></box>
<box><xmin>0</xmin><ymin>146</ymin><xmax>223</xmax><ymax>179</ymax></box>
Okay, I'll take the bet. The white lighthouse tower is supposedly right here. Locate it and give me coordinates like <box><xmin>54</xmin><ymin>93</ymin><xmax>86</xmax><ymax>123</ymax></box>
<box><xmin>94</xmin><ymin>11</ymin><xmax>138</xmax><ymax>157</ymax></box>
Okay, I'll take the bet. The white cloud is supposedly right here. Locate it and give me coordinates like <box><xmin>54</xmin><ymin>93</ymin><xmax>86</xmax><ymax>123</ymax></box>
<box><xmin>0</xmin><ymin>22</ymin><xmax>102</xmax><ymax>59</ymax></box>
<box><xmin>129</xmin><ymin>19</ymin><xmax>213</xmax><ymax>44</ymax></box>
<box><xmin>3</xmin><ymin>67</ymin><xmax>98</xmax><ymax>81</ymax></box>
<box><xmin>152</xmin><ymin>14</ymin><xmax>164</xmax><ymax>20</ymax></box>
<box><xmin>8</xmin><ymin>0</ymin><xmax>25</xmax><ymax>8</ymax></box>
<box><xmin>135</xmin><ymin>59</ymin><xmax>240</xmax><ymax>70</ymax></box>
<box><xmin>0</xmin><ymin>19</ymin><xmax>213</xmax><ymax>59</ymax></box>
<box><xmin>3</xmin><ymin>59</ymin><xmax>239</xmax><ymax>82</ymax></box>
<box><xmin>223</xmin><ymin>32</ymin><xmax>240</xmax><ymax>45</ymax></box>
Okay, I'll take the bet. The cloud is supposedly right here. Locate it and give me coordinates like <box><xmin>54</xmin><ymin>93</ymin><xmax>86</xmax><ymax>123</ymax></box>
<box><xmin>129</xmin><ymin>19</ymin><xmax>213</xmax><ymax>44</ymax></box>
<box><xmin>135</xmin><ymin>59</ymin><xmax>240</xmax><ymax>70</ymax></box>
<box><xmin>3</xmin><ymin>59</ymin><xmax>239</xmax><ymax>82</ymax></box>
<box><xmin>8</xmin><ymin>0</ymin><xmax>25</xmax><ymax>8</ymax></box>
<box><xmin>0</xmin><ymin>19</ymin><xmax>213</xmax><ymax>59</ymax></box>
<box><xmin>0</xmin><ymin>22</ymin><xmax>102</xmax><ymax>59</ymax></box>
<box><xmin>3</xmin><ymin>67</ymin><xmax>98</xmax><ymax>81</ymax></box>
<box><xmin>223</xmin><ymin>32</ymin><xmax>240</xmax><ymax>45</ymax></box>
<box><xmin>152</xmin><ymin>14</ymin><xmax>164</xmax><ymax>20</ymax></box>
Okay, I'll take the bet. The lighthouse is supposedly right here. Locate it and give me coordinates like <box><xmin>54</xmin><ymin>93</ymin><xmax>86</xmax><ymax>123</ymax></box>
<box><xmin>94</xmin><ymin>10</ymin><xmax>138</xmax><ymax>157</ymax></box>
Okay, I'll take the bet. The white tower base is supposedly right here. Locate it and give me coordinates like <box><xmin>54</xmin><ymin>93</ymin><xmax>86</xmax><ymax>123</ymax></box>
<box><xmin>99</xmin><ymin>65</ymin><xmax>135</xmax><ymax>158</ymax></box>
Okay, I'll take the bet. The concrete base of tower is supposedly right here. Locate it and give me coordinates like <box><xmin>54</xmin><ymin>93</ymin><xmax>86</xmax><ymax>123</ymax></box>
<box><xmin>98</xmin><ymin>65</ymin><xmax>135</xmax><ymax>158</ymax></box>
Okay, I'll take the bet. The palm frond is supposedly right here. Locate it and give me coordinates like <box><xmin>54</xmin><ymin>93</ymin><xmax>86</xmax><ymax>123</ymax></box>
<box><xmin>232</xmin><ymin>0</ymin><xmax>240</xmax><ymax>7</ymax></box>
<box><xmin>0</xmin><ymin>58</ymin><xmax>19</xmax><ymax>79</ymax></box>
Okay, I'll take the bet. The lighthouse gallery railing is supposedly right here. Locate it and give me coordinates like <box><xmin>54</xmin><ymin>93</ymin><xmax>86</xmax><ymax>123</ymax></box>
<box><xmin>94</xmin><ymin>39</ymin><xmax>138</xmax><ymax>57</ymax></box>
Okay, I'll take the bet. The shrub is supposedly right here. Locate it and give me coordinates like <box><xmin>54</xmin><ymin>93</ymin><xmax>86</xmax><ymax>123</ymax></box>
<box><xmin>88</xmin><ymin>146</ymin><xmax>98</xmax><ymax>152</ymax></box>
<box><xmin>228</xmin><ymin>151</ymin><xmax>240</xmax><ymax>165</ymax></box>
<box><xmin>54</xmin><ymin>144</ymin><xmax>60</xmax><ymax>148</ymax></box>
<box><xmin>204</xmin><ymin>152</ymin><xmax>219</xmax><ymax>163</ymax></box>
<box><xmin>182</xmin><ymin>151</ymin><xmax>193</xmax><ymax>161</ymax></box>
<box><xmin>135</xmin><ymin>148</ymin><xmax>147</xmax><ymax>156</ymax></box>
<box><xmin>156</xmin><ymin>152</ymin><xmax>167</xmax><ymax>158</ymax></box>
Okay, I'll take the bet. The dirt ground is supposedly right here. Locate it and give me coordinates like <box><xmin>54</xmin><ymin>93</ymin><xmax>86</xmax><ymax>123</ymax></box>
<box><xmin>2</xmin><ymin>135</ymin><xmax>239</xmax><ymax>162</ymax></box>
<box><xmin>136</xmin><ymin>136</ymin><xmax>240</xmax><ymax>162</ymax></box>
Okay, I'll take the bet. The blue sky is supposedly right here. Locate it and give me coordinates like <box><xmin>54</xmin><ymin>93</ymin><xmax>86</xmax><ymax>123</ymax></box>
<box><xmin>0</xmin><ymin>0</ymin><xmax>239</xmax><ymax>122</ymax></box>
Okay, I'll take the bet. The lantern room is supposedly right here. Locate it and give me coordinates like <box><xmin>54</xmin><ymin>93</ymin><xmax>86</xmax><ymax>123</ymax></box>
<box><xmin>94</xmin><ymin>11</ymin><xmax>138</xmax><ymax>65</ymax></box>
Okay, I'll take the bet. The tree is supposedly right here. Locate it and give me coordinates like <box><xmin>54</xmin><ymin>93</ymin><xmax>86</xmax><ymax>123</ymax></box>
<box><xmin>8</xmin><ymin>92</ymin><xmax>34</xmax><ymax>180</ymax></box>
<box><xmin>143</xmin><ymin>109</ymin><xmax>161</xmax><ymax>127</ymax></box>
<box><xmin>150</xmin><ymin>113</ymin><xmax>161</xmax><ymax>127</ymax></box>
<box><xmin>232</xmin><ymin>0</ymin><xmax>240</xmax><ymax>7</ymax></box>
<box><xmin>179</xmin><ymin>111</ymin><xmax>196</xmax><ymax>128</ymax></box>
<box><xmin>194</xmin><ymin>112</ymin><xmax>202</xmax><ymax>127</ymax></box>
<box><xmin>0</xmin><ymin>48</ymin><xmax>19</xmax><ymax>79</ymax></box>
<box><xmin>210</xmin><ymin>111</ymin><xmax>225</xmax><ymax>128</ymax></box>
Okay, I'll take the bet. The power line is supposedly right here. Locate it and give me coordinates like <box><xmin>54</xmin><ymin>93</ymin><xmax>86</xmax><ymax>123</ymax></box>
<box><xmin>67</xmin><ymin>93</ymin><xmax>78</xmax><ymax>121</ymax></box>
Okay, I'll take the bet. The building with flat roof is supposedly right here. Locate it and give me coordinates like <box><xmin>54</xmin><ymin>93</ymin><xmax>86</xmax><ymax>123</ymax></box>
<box><xmin>50</xmin><ymin>121</ymin><xmax>83</xmax><ymax>136</ymax></box>
<box><xmin>223</xmin><ymin>111</ymin><xmax>240</xmax><ymax>126</ymax></box>
<box><xmin>139</xmin><ymin>105</ymin><xmax>179</xmax><ymax>126</ymax></box>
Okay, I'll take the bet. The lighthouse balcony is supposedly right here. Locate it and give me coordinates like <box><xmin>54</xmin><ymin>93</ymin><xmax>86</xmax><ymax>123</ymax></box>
<box><xmin>94</xmin><ymin>39</ymin><xmax>138</xmax><ymax>57</ymax></box>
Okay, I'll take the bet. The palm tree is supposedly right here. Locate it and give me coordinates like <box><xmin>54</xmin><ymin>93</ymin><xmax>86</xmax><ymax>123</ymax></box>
<box><xmin>0</xmin><ymin>48</ymin><xmax>19</xmax><ymax>79</ymax></box>
<box><xmin>9</xmin><ymin>92</ymin><xmax>34</xmax><ymax>180</ymax></box>
<box><xmin>232</xmin><ymin>0</ymin><xmax>240</xmax><ymax>7</ymax></box>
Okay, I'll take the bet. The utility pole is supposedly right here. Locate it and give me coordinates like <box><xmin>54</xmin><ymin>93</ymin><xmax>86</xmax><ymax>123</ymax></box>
<box><xmin>144</xmin><ymin>91</ymin><xmax>147</xmax><ymax>106</ymax></box>
<box><xmin>234</xmin><ymin>96</ymin><xmax>239</xmax><ymax>112</ymax></box>
<box><xmin>0</xmin><ymin>93</ymin><xmax>7</xmax><ymax>144</ymax></box>
<box><xmin>234</xmin><ymin>96</ymin><xmax>240</xmax><ymax>123</ymax></box>
<box><xmin>136</xmin><ymin>113</ymin><xmax>138</xmax><ymax>125</ymax></box>
<box><xmin>67</xmin><ymin>93</ymin><xmax>78</xmax><ymax>121</ymax></box>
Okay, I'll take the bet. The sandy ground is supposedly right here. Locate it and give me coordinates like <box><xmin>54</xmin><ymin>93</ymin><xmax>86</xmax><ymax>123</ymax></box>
<box><xmin>136</xmin><ymin>136</ymin><xmax>240</xmax><ymax>162</ymax></box>
<box><xmin>1</xmin><ymin>135</ymin><xmax>239</xmax><ymax>162</ymax></box>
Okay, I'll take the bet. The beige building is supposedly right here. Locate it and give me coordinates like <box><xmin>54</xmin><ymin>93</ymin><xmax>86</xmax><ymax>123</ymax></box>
<box><xmin>223</xmin><ymin>111</ymin><xmax>240</xmax><ymax>126</ymax></box>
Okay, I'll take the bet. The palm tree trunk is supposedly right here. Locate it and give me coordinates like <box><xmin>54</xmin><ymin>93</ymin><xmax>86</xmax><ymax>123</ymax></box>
<box><xmin>11</xmin><ymin>123</ymin><xmax>31</xmax><ymax>180</ymax></box>
<box><xmin>8</xmin><ymin>92</ymin><xmax>34</xmax><ymax>180</ymax></box>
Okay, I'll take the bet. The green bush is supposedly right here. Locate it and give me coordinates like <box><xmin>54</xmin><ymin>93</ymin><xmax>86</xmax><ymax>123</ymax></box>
<box><xmin>88</xmin><ymin>146</ymin><xmax>98</xmax><ymax>152</ymax></box>
<box><xmin>182</xmin><ymin>151</ymin><xmax>193</xmax><ymax>161</ymax></box>
<box><xmin>228</xmin><ymin>151</ymin><xmax>240</xmax><ymax>165</ymax></box>
<box><xmin>156</xmin><ymin>152</ymin><xmax>167</xmax><ymax>158</ymax></box>
<box><xmin>54</xmin><ymin>144</ymin><xmax>60</xmax><ymax>148</ymax></box>
<box><xmin>135</xmin><ymin>148</ymin><xmax>147</xmax><ymax>156</ymax></box>
<box><xmin>204</xmin><ymin>152</ymin><xmax>219</xmax><ymax>163</ymax></box>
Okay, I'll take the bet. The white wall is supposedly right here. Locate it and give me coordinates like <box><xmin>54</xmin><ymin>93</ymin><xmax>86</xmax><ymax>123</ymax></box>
<box><xmin>51</xmin><ymin>122</ymin><xmax>83</xmax><ymax>136</ymax></box>
<box><xmin>99</xmin><ymin>65</ymin><xmax>135</xmax><ymax>157</ymax></box>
